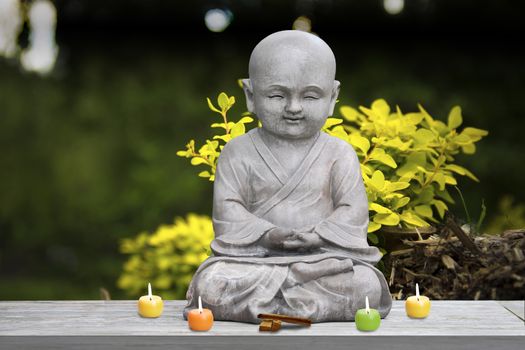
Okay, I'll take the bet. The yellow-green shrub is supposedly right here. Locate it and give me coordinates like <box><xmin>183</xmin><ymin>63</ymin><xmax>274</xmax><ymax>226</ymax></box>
<box><xmin>178</xmin><ymin>93</ymin><xmax>488</xmax><ymax>242</ymax></box>
<box><xmin>119</xmin><ymin>92</ymin><xmax>488</xmax><ymax>297</ymax></box>
<box><xmin>117</xmin><ymin>214</ymin><xmax>213</xmax><ymax>299</ymax></box>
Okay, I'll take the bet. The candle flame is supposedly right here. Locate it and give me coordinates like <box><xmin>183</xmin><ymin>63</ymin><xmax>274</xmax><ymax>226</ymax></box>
<box><xmin>416</xmin><ymin>283</ymin><xmax>420</xmax><ymax>301</ymax></box>
<box><xmin>365</xmin><ymin>296</ymin><xmax>370</xmax><ymax>314</ymax></box>
<box><xmin>148</xmin><ymin>282</ymin><xmax>152</xmax><ymax>300</ymax></box>
<box><xmin>198</xmin><ymin>296</ymin><xmax>203</xmax><ymax>313</ymax></box>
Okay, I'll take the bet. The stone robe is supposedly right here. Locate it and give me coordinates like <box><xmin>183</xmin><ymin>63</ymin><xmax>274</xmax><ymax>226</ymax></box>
<box><xmin>183</xmin><ymin>128</ymin><xmax>392</xmax><ymax>323</ymax></box>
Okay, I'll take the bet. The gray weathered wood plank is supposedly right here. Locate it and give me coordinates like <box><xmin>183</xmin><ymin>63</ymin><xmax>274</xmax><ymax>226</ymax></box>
<box><xmin>498</xmin><ymin>300</ymin><xmax>524</xmax><ymax>321</ymax></box>
<box><xmin>0</xmin><ymin>301</ymin><xmax>523</xmax><ymax>350</ymax></box>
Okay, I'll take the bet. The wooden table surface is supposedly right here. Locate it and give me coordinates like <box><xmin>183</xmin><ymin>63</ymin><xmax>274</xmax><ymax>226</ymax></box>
<box><xmin>0</xmin><ymin>300</ymin><xmax>523</xmax><ymax>350</ymax></box>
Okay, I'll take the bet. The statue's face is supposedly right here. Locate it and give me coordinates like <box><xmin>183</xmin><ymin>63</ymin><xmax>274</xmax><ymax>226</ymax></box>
<box><xmin>247</xmin><ymin>50</ymin><xmax>339</xmax><ymax>140</ymax></box>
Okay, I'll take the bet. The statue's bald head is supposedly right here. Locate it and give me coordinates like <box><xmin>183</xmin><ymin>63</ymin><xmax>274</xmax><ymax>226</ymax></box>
<box><xmin>242</xmin><ymin>30</ymin><xmax>340</xmax><ymax>139</ymax></box>
<box><xmin>248</xmin><ymin>30</ymin><xmax>336</xmax><ymax>84</ymax></box>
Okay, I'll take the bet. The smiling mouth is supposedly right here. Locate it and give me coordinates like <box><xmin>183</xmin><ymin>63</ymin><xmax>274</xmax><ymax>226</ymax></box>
<box><xmin>283</xmin><ymin>116</ymin><xmax>305</xmax><ymax>122</ymax></box>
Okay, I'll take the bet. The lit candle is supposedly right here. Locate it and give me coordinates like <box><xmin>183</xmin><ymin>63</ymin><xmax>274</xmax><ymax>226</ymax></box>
<box><xmin>188</xmin><ymin>296</ymin><xmax>214</xmax><ymax>331</ymax></box>
<box><xmin>138</xmin><ymin>283</ymin><xmax>163</xmax><ymax>318</ymax></box>
<box><xmin>355</xmin><ymin>296</ymin><xmax>381</xmax><ymax>331</ymax></box>
<box><xmin>405</xmin><ymin>283</ymin><xmax>431</xmax><ymax>318</ymax></box>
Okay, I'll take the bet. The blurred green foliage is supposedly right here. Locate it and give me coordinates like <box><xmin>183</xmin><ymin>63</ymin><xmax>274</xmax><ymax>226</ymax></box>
<box><xmin>0</xmin><ymin>37</ymin><xmax>523</xmax><ymax>300</ymax></box>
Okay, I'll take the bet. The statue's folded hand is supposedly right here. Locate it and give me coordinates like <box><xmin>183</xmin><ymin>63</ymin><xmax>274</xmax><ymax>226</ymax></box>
<box><xmin>282</xmin><ymin>232</ymin><xmax>323</xmax><ymax>252</ymax></box>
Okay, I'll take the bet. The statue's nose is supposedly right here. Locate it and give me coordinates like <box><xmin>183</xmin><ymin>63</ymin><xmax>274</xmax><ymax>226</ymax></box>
<box><xmin>285</xmin><ymin>98</ymin><xmax>303</xmax><ymax>114</ymax></box>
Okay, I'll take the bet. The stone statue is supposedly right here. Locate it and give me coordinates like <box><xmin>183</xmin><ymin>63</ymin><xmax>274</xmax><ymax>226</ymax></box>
<box><xmin>183</xmin><ymin>30</ymin><xmax>392</xmax><ymax>323</ymax></box>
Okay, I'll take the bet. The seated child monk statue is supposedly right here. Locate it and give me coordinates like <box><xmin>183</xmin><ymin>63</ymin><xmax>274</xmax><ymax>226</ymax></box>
<box><xmin>184</xmin><ymin>30</ymin><xmax>392</xmax><ymax>323</ymax></box>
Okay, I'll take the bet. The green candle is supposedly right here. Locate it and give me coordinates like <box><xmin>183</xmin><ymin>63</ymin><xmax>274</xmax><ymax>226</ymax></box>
<box><xmin>355</xmin><ymin>296</ymin><xmax>381</xmax><ymax>331</ymax></box>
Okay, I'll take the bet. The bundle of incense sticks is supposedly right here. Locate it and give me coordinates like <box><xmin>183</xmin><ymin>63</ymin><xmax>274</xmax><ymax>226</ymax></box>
<box><xmin>257</xmin><ymin>313</ymin><xmax>312</xmax><ymax>332</ymax></box>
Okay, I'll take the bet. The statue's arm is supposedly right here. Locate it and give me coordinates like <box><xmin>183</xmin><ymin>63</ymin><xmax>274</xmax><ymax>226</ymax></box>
<box><xmin>312</xmin><ymin>146</ymin><xmax>371</xmax><ymax>249</ymax></box>
<box><xmin>211</xmin><ymin>142</ymin><xmax>281</xmax><ymax>256</ymax></box>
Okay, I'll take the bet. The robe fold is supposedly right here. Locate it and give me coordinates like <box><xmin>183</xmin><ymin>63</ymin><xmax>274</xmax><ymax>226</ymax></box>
<box><xmin>184</xmin><ymin>128</ymin><xmax>392</xmax><ymax>323</ymax></box>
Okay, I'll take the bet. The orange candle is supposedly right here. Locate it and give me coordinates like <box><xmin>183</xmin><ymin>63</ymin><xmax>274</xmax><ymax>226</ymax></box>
<box><xmin>188</xmin><ymin>296</ymin><xmax>214</xmax><ymax>331</ymax></box>
<box><xmin>405</xmin><ymin>283</ymin><xmax>431</xmax><ymax>318</ymax></box>
<box><xmin>138</xmin><ymin>283</ymin><xmax>163</xmax><ymax>318</ymax></box>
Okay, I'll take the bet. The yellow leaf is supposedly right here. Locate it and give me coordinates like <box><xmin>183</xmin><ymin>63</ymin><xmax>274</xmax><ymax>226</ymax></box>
<box><xmin>323</xmin><ymin>118</ymin><xmax>343</xmax><ymax>129</ymax></box>
<box><xmin>206</xmin><ymin>97</ymin><xmax>220</xmax><ymax>113</ymax></box>
<box><xmin>413</xmin><ymin>129</ymin><xmax>435</xmax><ymax>145</ymax></box>
<box><xmin>238</xmin><ymin>116</ymin><xmax>254</xmax><ymax>124</ymax></box>
<box><xmin>368</xmin><ymin>222</ymin><xmax>381</xmax><ymax>233</ymax></box>
<box><xmin>393</xmin><ymin>197</ymin><xmax>410</xmax><ymax>210</ymax></box>
<box><xmin>190</xmin><ymin>157</ymin><xmax>208</xmax><ymax>166</ymax></box>
<box><xmin>448</xmin><ymin>106</ymin><xmax>463</xmax><ymax>129</ymax></box>
<box><xmin>198</xmin><ymin>171</ymin><xmax>211</xmax><ymax>178</ymax></box>
<box><xmin>218</xmin><ymin>92</ymin><xmax>229</xmax><ymax>111</ymax></box>
<box><xmin>445</xmin><ymin>164</ymin><xmax>479</xmax><ymax>182</ymax></box>
<box><xmin>230</xmin><ymin>122</ymin><xmax>246</xmax><ymax>138</ymax></box>
<box><xmin>340</xmin><ymin>106</ymin><xmax>359</xmax><ymax>121</ymax></box>
<box><xmin>369</xmin><ymin>170</ymin><xmax>385</xmax><ymax>191</ymax></box>
<box><xmin>373</xmin><ymin>213</ymin><xmax>400</xmax><ymax>226</ymax></box>
<box><xmin>369</xmin><ymin>148</ymin><xmax>397</xmax><ymax>168</ymax></box>
<box><xmin>327</xmin><ymin>125</ymin><xmax>348</xmax><ymax>141</ymax></box>
<box><xmin>400</xmin><ymin>211</ymin><xmax>429</xmax><ymax>227</ymax></box>
<box><xmin>462</xmin><ymin>143</ymin><xmax>476</xmax><ymax>154</ymax></box>
<box><xmin>349</xmin><ymin>133</ymin><xmax>371</xmax><ymax>154</ymax></box>
<box><xmin>462</xmin><ymin>127</ymin><xmax>488</xmax><ymax>142</ymax></box>
<box><xmin>369</xmin><ymin>203</ymin><xmax>392</xmax><ymax>214</ymax></box>
<box><xmin>371</xmin><ymin>99</ymin><xmax>390</xmax><ymax>117</ymax></box>
<box><xmin>385</xmin><ymin>181</ymin><xmax>410</xmax><ymax>192</ymax></box>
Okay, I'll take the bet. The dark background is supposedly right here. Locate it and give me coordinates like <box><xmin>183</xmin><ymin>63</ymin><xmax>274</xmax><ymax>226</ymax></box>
<box><xmin>0</xmin><ymin>0</ymin><xmax>524</xmax><ymax>299</ymax></box>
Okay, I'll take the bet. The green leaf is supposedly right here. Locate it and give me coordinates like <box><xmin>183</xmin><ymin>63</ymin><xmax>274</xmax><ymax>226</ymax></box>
<box><xmin>445</xmin><ymin>164</ymin><xmax>479</xmax><ymax>182</ymax></box>
<box><xmin>414</xmin><ymin>205</ymin><xmax>433</xmax><ymax>218</ymax></box>
<box><xmin>368</xmin><ymin>233</ymin><xmax>379</xmax><ymax>244</ymax></box>
<box><xmin>431</xmin><ymin>199</ymin><xmax>448</xmax><ymax>218</ymax></box>
<box><xmin>448</xmin><ymin>106</ymin><xmax>463</xmax><ymax>129</ymax></box>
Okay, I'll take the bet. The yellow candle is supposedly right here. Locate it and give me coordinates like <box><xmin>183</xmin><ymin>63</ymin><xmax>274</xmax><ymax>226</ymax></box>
<box><xmin>138</xmin><ymin>283</ymin><xmax>163</xmax><ymax>318</ymax></box>
<box><xmin>405</xmin><ymin>283</ymin><xmax>430</xmax><ymax>318</ymax></box>
<box><xmin>188</xmin><ymin>296</ymin><xmax>214</xmax><ymax>331</ymax></box>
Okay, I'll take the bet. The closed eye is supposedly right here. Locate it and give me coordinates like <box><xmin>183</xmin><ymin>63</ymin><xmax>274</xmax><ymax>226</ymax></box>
<box><xmin>304</xmin><ymin>96</ymin><xmax>319</xmax><ymax>100</ymax></box>
<box><xmin>268</xmin><ymin>95</ymin><xmax>284</xmax><ymax>99</ymax></box>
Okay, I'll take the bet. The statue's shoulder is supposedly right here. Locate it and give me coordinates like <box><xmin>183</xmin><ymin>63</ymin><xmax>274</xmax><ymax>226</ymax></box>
<box><xmin>322</xmin><ymin>132</ymin><xmax>358</xmax><ymax>156</ymax></box>
<box><xmin>220</xmin><ymin>129</ymin><xmax>257</xmax><ymax>158</ymax></box>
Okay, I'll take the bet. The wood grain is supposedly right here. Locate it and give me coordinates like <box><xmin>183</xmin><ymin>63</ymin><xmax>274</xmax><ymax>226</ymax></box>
<box><xmin>0</xmin><ymin>300</ymin><xmax>523</xmax><ymax>349</ymax></box>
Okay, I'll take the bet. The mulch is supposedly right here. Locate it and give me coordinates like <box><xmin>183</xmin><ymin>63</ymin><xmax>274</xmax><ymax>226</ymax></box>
<box><xmin>386</xmin><ymin>215</ymin><xmax>525</xmax><ymax>300</ymax></box>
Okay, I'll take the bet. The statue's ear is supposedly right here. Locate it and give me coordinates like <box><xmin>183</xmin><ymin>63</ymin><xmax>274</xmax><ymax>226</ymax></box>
<box><xmin>328</xmin><ymin>80</ymin><xmax>341</xmax><ymax>116</ymax></box>
<box><xmin>242</xmin><ymin>79</ymin><xmax>255</xmax><ymax>113</ymax></box>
